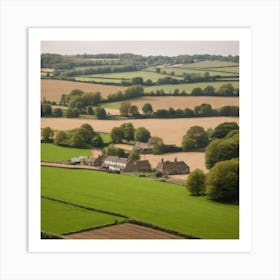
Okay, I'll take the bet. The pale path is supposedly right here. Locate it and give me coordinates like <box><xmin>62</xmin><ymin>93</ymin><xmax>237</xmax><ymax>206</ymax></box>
<box><xmin>41</xmin><ymin>116</ymin><xmax>239</xmax><ymax>146</ymax></box>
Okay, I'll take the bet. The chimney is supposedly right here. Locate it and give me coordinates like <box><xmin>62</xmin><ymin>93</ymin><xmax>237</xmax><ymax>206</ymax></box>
<box><xmin>175</xmin><ymin>157</ymin><xmax>177</xmax><ymax>162</ymax></box>
<box><xmin>161</xmin><ymin>158</ymin><xmax>164</xmax><ymax>163</ymax></box>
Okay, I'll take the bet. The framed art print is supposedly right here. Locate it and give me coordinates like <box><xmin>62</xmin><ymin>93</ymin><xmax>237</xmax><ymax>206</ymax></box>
<box><xmin>28</xmin><ymin>27</ymin><xmax>252</xmax><ymax>253</ymax></box>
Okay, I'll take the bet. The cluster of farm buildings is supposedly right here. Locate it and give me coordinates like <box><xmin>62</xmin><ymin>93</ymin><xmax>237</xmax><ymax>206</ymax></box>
<box><xmin>69</xmin><ymin>142</ymin><xmax>190</xmax><ymax>175</ymax></box>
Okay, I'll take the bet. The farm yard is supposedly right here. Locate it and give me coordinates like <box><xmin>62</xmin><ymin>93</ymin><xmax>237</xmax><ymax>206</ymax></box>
<box><xmin>41</xmin><ymin>167</ymin><xmax>239</xmax><ymax>239</ymax></box>
<box><xmin>41</xmin><ymin>116</ymin><xmax>239</xmax><ymax>146</ymax></box>
<box><xmin>40</xmin><ymin>50</ymin><xmax>240</xmax><ymax>240</ymax></box>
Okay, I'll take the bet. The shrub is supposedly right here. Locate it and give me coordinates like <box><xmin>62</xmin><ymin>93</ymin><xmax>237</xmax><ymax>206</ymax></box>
<box><xmin>206</xmin><ymin>159</ymin><xmax>239</xmax><ymax>203</ymax></box>
<box><xmin>186</xmin><ymin>169</ymin><xmax>206</xmax><ymax>196</ymax></box>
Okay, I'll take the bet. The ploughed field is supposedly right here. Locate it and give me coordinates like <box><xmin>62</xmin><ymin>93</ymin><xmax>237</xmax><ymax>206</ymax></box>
<box><xmin>41</xmin><ymin>116</ymin><xmax>239</xmax><ymax>146</ymax></box>
<box><xmin>41</xmin><ymin>167</ymin><xmax>239</xmax><ymax>239</ymax></box>
<box><xmin>102</xmin><ymin>96</ymin><xmax>239</xmax><ymax>112</ymax></box>
<box><xmin>41</xmin><ymin>79</ymin><xmax>126</xmax><ymax>101</ymax></box>
<box><xmin>65</xmin><ymin>223</ymin><xmax>182</xmax><ymax>239</ymax></box>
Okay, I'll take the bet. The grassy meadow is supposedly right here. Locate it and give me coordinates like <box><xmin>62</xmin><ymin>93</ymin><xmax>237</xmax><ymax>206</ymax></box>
<box><xmin>41</xmin><ymin>143</ymin><xmax>91</xmax><ymax>162</ymax></box>
<box><xmin>41</xmin><ymin>167</ymin><xmax>239</xmax><ymax>239</ymax></box>
<box><xmin>41</xmin><ymin>198</ymin><xmax>124</xmax><ymax>234</ymax></box>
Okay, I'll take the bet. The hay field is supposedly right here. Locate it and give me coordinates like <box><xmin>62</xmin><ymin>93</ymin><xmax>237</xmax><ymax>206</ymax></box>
<box><xmin>102</xmin><ymin>96</ymin><xmax>239</xmax><ymax>112</ymax></box>
<box><xmin>41</xmin><ymin>116</ymin><xmax>239</xmax><ymax>146</ymax></box>
<box><xmin>41</xmin><ymin>79</ymin><xmax>126</xmax><ymax>101</ymax></box>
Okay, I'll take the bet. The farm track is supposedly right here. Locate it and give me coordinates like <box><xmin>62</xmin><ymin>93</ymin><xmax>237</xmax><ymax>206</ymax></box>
<box><xmin>41</xmin><ymin>161</ymin><xmax>101</xmax><ymax>171</ymax></box>
<box><xmin>65</xmin><ymin>223</ymin><xmax>184</xmax><ymax>239</ymax></box>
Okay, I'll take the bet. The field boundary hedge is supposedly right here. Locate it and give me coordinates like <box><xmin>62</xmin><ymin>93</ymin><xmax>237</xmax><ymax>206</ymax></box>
<box><xmin>41</xmin><ymin>195</ymin><xmax>129</xmax><ymax>218</ymax></box>
<box><xmin>128</xmin><ymin>219</ymin><xmax>200</xmax><ymax>239</ymax></box>
<box><xmin>41</xmin><ymin>231</ymin><xmax>65</xmax><ymax>239</ymax></box>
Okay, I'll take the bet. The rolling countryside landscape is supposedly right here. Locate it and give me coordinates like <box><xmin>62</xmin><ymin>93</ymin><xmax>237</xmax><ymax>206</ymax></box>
<box><xmin>41</xmin><ymin>41</ymin><xmax>239</xmax><ymax>239</ymax></box>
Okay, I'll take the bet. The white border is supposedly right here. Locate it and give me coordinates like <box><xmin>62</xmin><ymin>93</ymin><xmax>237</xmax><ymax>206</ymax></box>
<box><xmin>29</xmin><ymin>27</ymin><xmax>251</xmax><ymax>253</ymax></box>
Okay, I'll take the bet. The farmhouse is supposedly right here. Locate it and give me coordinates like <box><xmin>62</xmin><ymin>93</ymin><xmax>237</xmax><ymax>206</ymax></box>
<box><xmin>102</xmin><ymin>156</ymin><xmax>152</xmax><ymax>173</ymax></box>
<box><xmin>156</xmin><ymin>158</ymin><xmax>190</xmax><ymax>175</ymax></box>
<box><xmin>103</xmin><ymin>156</ymin><xmax>129</xmax><ymax>172</ymax></box>
<box><xmin>87</xmin><ymin>155</ymin><xmax>104</xmax><ymax>167</ymax></box>
<box><xmin>123</xmin><ymin>160</ymin><xmax>151</xmax><ymax>173</ymax></box>
<box><xmin>134</xmin><ymin>141</ymin><xmax>153</xmax><ymax>154</ymax></box>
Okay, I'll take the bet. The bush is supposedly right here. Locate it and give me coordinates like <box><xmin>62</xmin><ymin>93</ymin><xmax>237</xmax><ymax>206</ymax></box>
<box><xmin>134</xmin><ymin>127</ymin><xmax>151</xmax><ymax>142</ymax></box>
<box><xmin>95</xmin><ymin>107</ymin><xmax>107</xmax><ymax>119</ymax></box>
<box><xmin>206</xmin><ymin>159</ymin><xmax>239</xmax><ymax>203</ymax></box>
<box><xmin>212</xmin><ymin>122</ymin><xmax>239</xmax><ymax>139</ymax></box>
<box><xmin>52</xmin><ymin>108</ymin><xmax>63</xmax><ymax>117</ymax></box>
<box><xmin>205</xmin><ymin>134</ymin><xmax>239</xmax><ymax>169</ymax></box>
<box><xmin>186</xmin><ymin>169</ymin><xmax>206</xmax><ymax>196</ymax></box>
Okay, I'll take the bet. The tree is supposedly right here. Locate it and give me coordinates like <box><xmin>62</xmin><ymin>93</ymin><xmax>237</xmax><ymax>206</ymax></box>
<box><xmin>134</xmin><ymin>127</ymin><xmax>151</xmax><ymax>142</ymax></box>
<box><xmin>41</xmin><ymin>127</ymin><xmax>53</xmax><ymax>143</ymax></box>
<box><xmin>53</xmin><ymin>131</ymin><xmax>68</xmax><ymax>146</ymax></box>
<box><xmin>91</xmin><ymin>135</ymin><xmax>104</xmax><ymax>147</ymax></box>
<box><xmin>132</xmin><ymin>77</ymin><xmax>144</xmax><ymax>85</ymax></box>
<box><xmin>128</xmin><ymin>150</ymin><xmax>140</xmax><ymax>161</ymax></box>
<box><xmin>129</xmin><ymin>105</ymin><xmax>139</xmax><ymax>117</ymax></box>
<box><xmin>191</xmin><ymin>87</ymin><xmax>203</xmax><ymax>96</ymax></box>
<box><xmin>119</xmin><ymin>101</ymin><xmax>131</xmax><ymax>116</ymax></box>
<box><xmin>87</xmin><ymin>106</ymin><xmax>94</xmax><ymax>115</ymax></box>
<box><xmin>212</xmin><ymin>122</ymin><xmax>239</xmax><ymax>139</ymax></box>
<box><xmin>53</xmin><ymin>108</ymin><xmax>63</xmax><ymax>117</ymax></box>
<box><xmin>185</xmin><ymin>126</ymin><xmax>209</xmax><ymax>148</ymax></box>
<box><xmin>217</xmin><ymin>83</ymin><xmax>234</xmax><ymax>96</ymax></box>
<box><xmin>120</xmin><ymin>123</ymin><xmax>135</xmax><ymax>142</ymax></box>
<box><xmin>66</xmin><ymin>108</ymin><xmax>74</xmax><ymax>118</ymax></box>
<box><xmin>95</xmin><ymin>107</ymin><xmax>107</xmax><ymax>119</ymax></box>
<box><xmin>148</xmin><ymin>137</ymin><xmax>165</xmax><ymax>154</ymax></box>
<box><xmin>111</xmin><ymin>127</ymin><xmax>125</xmax><ymax>143</ymax></box>
<box><xmin>205</xmin><ymin>134</ymin><xmax>239</xmax><ymax>169</ymax></box>
<box><xmin>41</xmin><ymin>103</ymin><xmax>52</xmax><ymax>117</ymax></box>
<box><xmin>194</xmin><ymin>103</ymin><xmax>213</xmax><ymax>117</ymax></box>
<box><xmin>186</xmin><ymin>169</ymin><xmax>206</xmax><ymax>196</ymax></box>
<box><xmin>206</xmin><ymin>159</ymin><xmax>239</xmax><ymax>203</ymax></box>
<box><xmin>155</xmin><ymin>67</ymin><xmax>161</xmax><ymax>73</ymax></box>
<box><xmin>103</xmin><ymin>144</ymin><xmax>126</xmax><ymax>157</ymax></box>
<box><xmin>142</xmin><ymin>103</ymin><xmax>153</xmax><ymax>115</ymax></box>
<box><xmin>203</xmin><ymin>85</ymin><xmax>216</xmax><ymax>96</ymax></box>
<box><xmin>182</xmin><ymin>135</ymin><xmax>196</xmax><ymax>151</ymax></box>
<box><xmin>72</xmin><ymin>108</ymin><xmax>80</xmax><ymax>117</ymax></box>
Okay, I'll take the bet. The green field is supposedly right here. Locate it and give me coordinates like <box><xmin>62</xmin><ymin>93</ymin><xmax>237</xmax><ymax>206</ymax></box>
<box><xmin>41</xmin><ymin>198</ymin><xmax>124</xmax><ymax>234</ymax></box>
<box><xmin>98</xmin><ymin>132</ymin><xmax>112</xmax><ymax>144</ymax></box>
<box><xmin>41</xmin><ymin>143</ymin><xmax>91</xmax><ymax>162</ymax></box>
<box><xmin>41</xmin><ymin>167</ymin><xmax>239</xmax><ymax>239</ymax></box>
<box><xmin>183</xmin><ymin>60</ymin><xmax>239</xmax><ymax>69</ymax></box>
<box><xmin>144</xmin><ymin>81</ymin><xmax>239</xmax><ymax>94</ymax></box>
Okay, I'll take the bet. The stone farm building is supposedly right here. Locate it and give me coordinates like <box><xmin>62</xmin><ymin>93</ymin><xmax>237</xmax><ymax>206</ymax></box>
<box><xmin>103</xmin><ymin>156</ymin><xmax>151</xmax><ymax>173</ymax></box>
<box><xmin>87</xmin><ymin>155</ymin><xmax>104</xmax><ymax>167</ymax></box>
<box><xmin>133</xmin><ymin>141</ymin><xmax>153</xmax><ymax>154</ymax></box>
<box><xmin>156</xmin><ymin>158</ymin><xmax>190</xmax><ymax>175</ymax></box>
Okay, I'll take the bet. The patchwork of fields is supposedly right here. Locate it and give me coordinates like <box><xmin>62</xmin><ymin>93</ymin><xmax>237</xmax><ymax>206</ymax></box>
<box><xmin>41</xmin><ymin>58</ymin><xmax>240</xmax><ymax>239</ymax></box>
<box><xmin>41</xmin><ymin>116</ymin><xmax>239</xmax><ymax>146</ymax></box>
<box><xmin>41</xmin><ymin>167</ymin><xmax>239</xmax><ymax>239</ymax></box>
